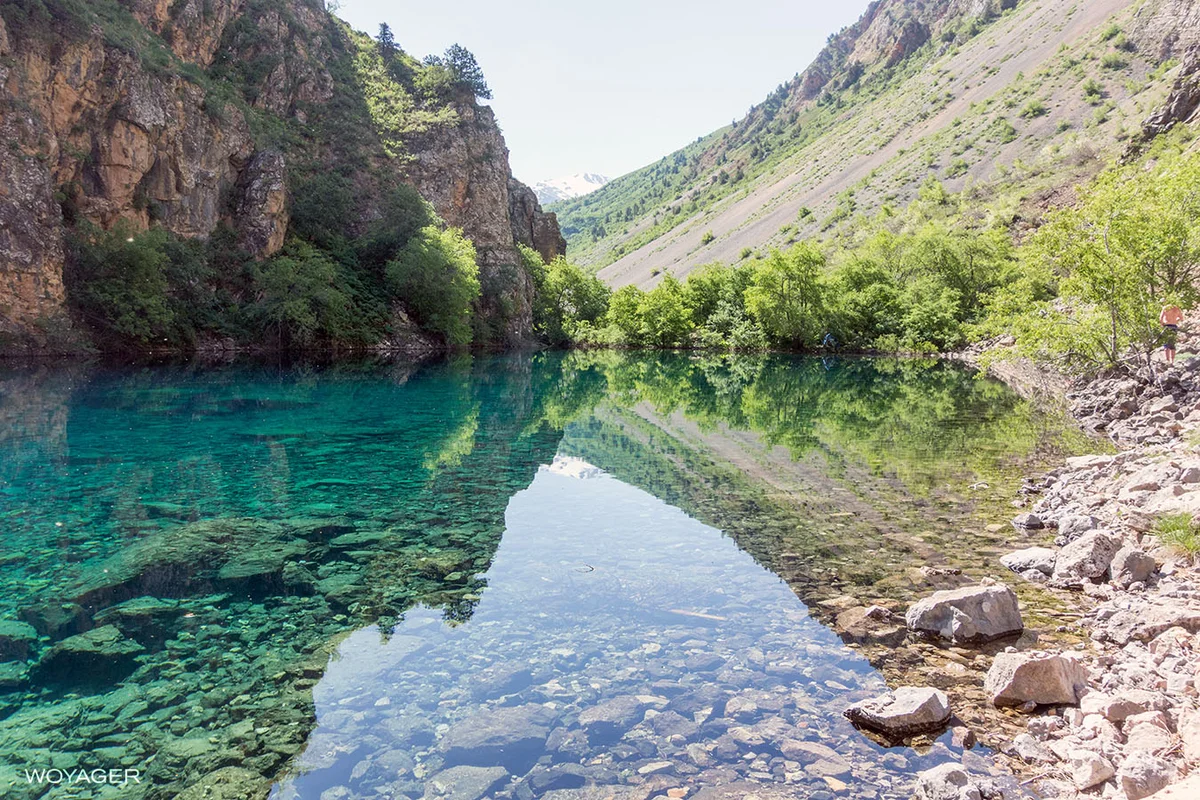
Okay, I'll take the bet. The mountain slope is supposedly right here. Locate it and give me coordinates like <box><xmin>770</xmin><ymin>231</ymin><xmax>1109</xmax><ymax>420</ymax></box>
<box><xmin>0</xmin><ymin>0</ymin><xmax>564</xmax><ymax>351</ymax></box>
<box><xmin>553</xmin><ymin>0</ymin><xmax>1198</xmax><ymax>288</ymax></box>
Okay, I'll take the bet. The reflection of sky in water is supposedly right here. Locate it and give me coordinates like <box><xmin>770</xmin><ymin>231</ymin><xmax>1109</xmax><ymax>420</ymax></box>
<box><xmin>274</xmin><ymin>460</ymin><xmax>977</xmax><ymax>800</ymax></box>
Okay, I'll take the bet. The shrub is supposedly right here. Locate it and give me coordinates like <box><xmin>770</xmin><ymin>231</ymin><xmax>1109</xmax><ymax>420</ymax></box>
<box><xmin>252</xmin><ymin>241</ymin><xmax>356</xmax><ymax>347</ymax></box>
<box><xmin>66</xmin><ymin>223</ymin><xmax>176</xmax><ymax>345</ymax></box>
<box><xmin>1100</xmin><ymin>52</ymin><xmax>1127</xmax><ymax>70</ymax></box>
<box><xmin>700</xmin><ymin>230</ymin><xmax>715</xmax><ymax>245</ymax></box>
<box><xmin>745</xmin><ymin>243</ymin><xmax>825</xmax><ymax>348</ymax></box>
<box><xmin>1082</xmin><ymin>78</ymin><xmax>1104</xmax><ymax>104</ymax></box>
<box><xmin>1019</xmin><ymin>99</ymin><xmax>1048</xmax><ymax>118</ymax></box>
<box><xmin>386</xmin><ymin>226</ymin><xmax>481</xmax><ymax>346</ymax></box>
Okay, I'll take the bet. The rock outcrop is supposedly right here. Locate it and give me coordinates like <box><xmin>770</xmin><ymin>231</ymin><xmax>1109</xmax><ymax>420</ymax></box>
<box><xmin>509</xmin><ymin>178</ymin><xmax>567</xmax><ymax>264</ymax></box>
<box><xmin>0</xmin><ymin>0</ymin><xmax>561</xmax><ymax>350</ymax></box>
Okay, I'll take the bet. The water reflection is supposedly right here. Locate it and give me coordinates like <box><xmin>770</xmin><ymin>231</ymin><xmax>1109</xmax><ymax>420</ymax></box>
<box><xmin>274</xmin><ymin>461</ymin><xmax>1005</xmax><ymax>800</ymax></box>
<box><xmin>0</xmin><ymin>353</ymin><xmax>1074</xmax><ymax>799</ymax></box>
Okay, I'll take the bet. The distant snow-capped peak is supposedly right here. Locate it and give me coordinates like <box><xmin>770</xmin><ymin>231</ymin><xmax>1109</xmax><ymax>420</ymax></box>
<box><xmin>533</xmin><ymin>173</ymin><xmax>610</xmax><ymax>205</ymax></box>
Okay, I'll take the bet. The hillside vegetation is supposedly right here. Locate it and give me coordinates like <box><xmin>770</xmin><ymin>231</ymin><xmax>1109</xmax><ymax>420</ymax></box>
<box><xmin>553</xmin><ymin>0</ymin><xmax>1193</xmax><ymax>290</ymax></box>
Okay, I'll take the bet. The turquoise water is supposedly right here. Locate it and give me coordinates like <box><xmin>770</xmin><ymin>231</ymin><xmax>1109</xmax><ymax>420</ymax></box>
<box><xmin>0</xmin><ymin>354</ymin><xmax>1071</xmax><ymax>799</ymax></box>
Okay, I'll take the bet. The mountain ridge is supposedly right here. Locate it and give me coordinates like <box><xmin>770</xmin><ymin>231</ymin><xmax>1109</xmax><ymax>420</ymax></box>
<box><xmin>534</xmin><ymin>172</ymin><xmax>610</xmax><ymax>205</ymax></box>
<box><xmin>551</xmin><ymin>0</ymin><xmax>1198</xmax><ymax>288</ymax></box>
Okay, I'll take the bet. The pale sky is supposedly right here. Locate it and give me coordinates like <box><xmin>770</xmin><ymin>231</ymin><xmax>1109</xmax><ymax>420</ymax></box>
<box><xmin>333</xmin><ymin>1</ymin><xmax>873</xmax><ymax>184</ymax></box>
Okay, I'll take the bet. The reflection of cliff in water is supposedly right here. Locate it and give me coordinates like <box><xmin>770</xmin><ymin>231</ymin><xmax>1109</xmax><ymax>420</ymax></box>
<box><xmin>0</xmin><ymin>357</ymin><xmax>568</xmax><ymax>799</ymax></box>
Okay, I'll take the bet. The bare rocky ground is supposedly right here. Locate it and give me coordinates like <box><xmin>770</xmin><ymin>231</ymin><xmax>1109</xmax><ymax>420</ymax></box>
<box><xmin>923</xmin><ymin>349</ymin><xmax>1200</xmax><ymax>800</ymax></box>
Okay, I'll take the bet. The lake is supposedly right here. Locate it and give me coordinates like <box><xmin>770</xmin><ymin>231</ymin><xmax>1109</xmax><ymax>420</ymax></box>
<box><xmin>0</xmin><ymin>353</ymin><xmax>1082</xmax><ymax>799</ymax></box>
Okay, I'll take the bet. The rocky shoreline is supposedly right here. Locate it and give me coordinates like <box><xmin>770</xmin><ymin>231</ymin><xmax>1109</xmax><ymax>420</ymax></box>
<box><xmin>899</xmin><ymin>355</ymin><xmax>1200</xmax><ymax>799</ymax></box>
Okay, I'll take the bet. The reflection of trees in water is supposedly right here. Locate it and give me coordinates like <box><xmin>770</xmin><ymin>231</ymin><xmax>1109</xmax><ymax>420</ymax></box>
<box><xmin>539</xmin><ymin>351</ymin><xmax>1062</xmax><ymax>491</ymax></box>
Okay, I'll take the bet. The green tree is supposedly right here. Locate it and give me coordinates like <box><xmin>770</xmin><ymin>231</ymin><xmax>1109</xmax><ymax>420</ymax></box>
<box><xmin>387</xmin><ymin>226</ymin><xmax>481</xmax><ymax>346</ymax></box>
<box><xmin>606</xmin><ymin>285</ymin><xmax>646</xmax><ymax>344</ymax></box>
<box><xmin>526</xmin><ymin>247</ymin><xmax>611</xmax><ymax>346</ymax></box>
<box><xmin>66</xmin><ymin>223</ymin><xmax>176</xmax><ymax>345</ymax></box>
<box><xmin>252</xmin><ymin>241</ymin><xmax>356</xmax><ymax>347</ymax></box>
<box><xmin>637</xmin><ymin>276</ymin><xmax>693</xmax><ymax>347</ymax></box>
<box><xmin>745</xmin><ymin>243</ymin><xmax>826</xmax><ymax>347</ymax></box>
<box><xmin>1005</xmin><ymin>148</ymin><xmax>1200</xmax><ymax>370</ymax></box>
<box><xmin>425</xmin><ymin>44</ymin><xmax>492</xmax><ymax>99</ymax></box>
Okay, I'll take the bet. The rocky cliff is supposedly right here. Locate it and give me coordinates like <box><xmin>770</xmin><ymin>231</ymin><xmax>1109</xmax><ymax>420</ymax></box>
<box><xmin>0</xmin><ymin>0</ymin><xmax>562</xmax><ymax>350</ymax></box>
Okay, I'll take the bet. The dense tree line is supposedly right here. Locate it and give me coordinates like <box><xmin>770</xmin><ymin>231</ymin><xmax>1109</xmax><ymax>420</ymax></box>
<box><xmin>529</xmin><ymin>130</ymin><xmax>1200</xmax><ymax>374</ymax></box>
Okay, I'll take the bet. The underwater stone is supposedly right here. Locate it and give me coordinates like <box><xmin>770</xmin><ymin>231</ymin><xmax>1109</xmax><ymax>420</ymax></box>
<box><xmin>18</xmin><ymin>601</ymin><xmax>87</xmax><ymax>638</ymax></box>
<box><xmin>174</xmin><ymin>766</ymin><xmax>271</xmax><ymax>800</ymax></box>
<box><xmin>34</xmin><ymin>625</ymin><xmax>145</xmax><ymax>685</ymax></box>
<box><xmin>0</xmin><ymin>620</ymin><xmax>39</xmax><ymax>660</ymax></box>
<box><xmin>422</xmin><ymin>765</ymin><xmax>509</xmax><ymax>800</ymax></box>
<box><xmin>440</xmin><ymin>703</ymin><xmax>556</xmax><ymax>772</ymax></box>
<box><xmin>93</xmin><ymin>596</ymin><xmax>184</xmax><ymax>644</ymax></box>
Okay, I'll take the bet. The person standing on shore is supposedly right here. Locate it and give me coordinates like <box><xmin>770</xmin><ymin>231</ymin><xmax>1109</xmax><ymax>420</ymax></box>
<box><xmin>1160</xmin><ymin>303</ymin><xmax>1184</xmax><ymax>365</ymax></box>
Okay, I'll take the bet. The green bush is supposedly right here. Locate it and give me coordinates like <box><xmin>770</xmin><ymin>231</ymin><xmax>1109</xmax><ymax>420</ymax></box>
<box><xmin>745</xmin><ymin>243</ymin><xmax>825</xmax><ymax>348</ymax></box>
<box><xmin>66</xmin><ymin>224</ymin><xmax>176</xmax><ymax>345</ymax></box>
<box><xmin>386</xmin><ymin>226</ymin><xmax>481</xmax><ymax>346</ymax></box>
<box><xmin>525</xmin><ymin>246</ymin><xmax>611</xmax><ymax>346</ymax></box>
<box><xmin>252</xmin><ymin>241</ymin><xmax>356</xmax><ymax>347</ymax></box>
<box><xmin>1100</xmin><ymin>52</ymin><xmax>1127</xmax><ymax>70</ymax></box>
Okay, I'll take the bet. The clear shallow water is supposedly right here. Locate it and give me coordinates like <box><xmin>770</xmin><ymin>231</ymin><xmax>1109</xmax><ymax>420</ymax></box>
<box><xmin>0</xmin><ymin>354</ymin><xmax>1075</xmax><ymax>799</ymax></box>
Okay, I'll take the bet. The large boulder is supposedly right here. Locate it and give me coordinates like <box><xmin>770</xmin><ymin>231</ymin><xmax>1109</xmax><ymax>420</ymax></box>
<box><xmin>1109</xmin><ymin>546</ymin><xmax>1156</xmax><ymax>588</ymax></box>
<box><xmin>1117</xmin><ymin>752</ymin><xmax>1175</xmax><ymax>800</ymax></box>
<box><xmin>915</xmin><ymin>763</ymin><xmax>1005</xmax><ymax>800</ymax></box>
<box><xmin>985</xmin><ymin>651</ymin><xmax>1088</xmax><ymax>707</ymax></box>
<box><xmin>843</xmin><ymin>686</ymin><xmax>951</xmax><ymax>738</ymax></box>
<box><xmin>905</xmin><ymin>584</ymin><xmax>1023</xmax><ymax>644</ymax></box>
<box><xmin>1053</xmin><ymin>530</ymin><xmax>1122</xmax><ymax>584</ymax></box>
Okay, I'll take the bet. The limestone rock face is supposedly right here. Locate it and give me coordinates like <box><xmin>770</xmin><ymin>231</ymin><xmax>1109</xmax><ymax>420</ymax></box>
<box><xmin>984</xmin><ymin>651</ymin><xmax>1088</xmax><ymax>707</ymax></box>
<box><xmin>235</xmin><ymin>150</ymin><xmax>290</xmax><ymax>259</ymax></box>
<box><xmin>400</xmin><ymin>98</ymin><xmax>529</xmax><ymax>343</ymax></box>
<box><xmin>509</xmin><ymin>178</ymin><xmax>567</xmax><ymax>264</ymax></box>
<box><xmin>905</xmin><ymin>583</ymin><xmax>1023</xmax><ymax>644</ymax></box>
<box><xmin>0</xmin><ymin>0</ymin><xmax>561</xmax><ymax>349</ymax></box>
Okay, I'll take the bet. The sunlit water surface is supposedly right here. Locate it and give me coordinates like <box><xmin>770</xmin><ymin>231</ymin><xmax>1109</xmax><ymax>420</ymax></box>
<box><xmin>0</xmin><ymin>354</ymin><xmax>1077</xmax><ymax>799</ymax></box>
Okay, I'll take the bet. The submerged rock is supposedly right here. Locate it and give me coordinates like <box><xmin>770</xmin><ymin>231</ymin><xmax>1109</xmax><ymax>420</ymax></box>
<box><xmin>0</xmin><ymin>620</ymin><xmax>39</xmax><ymax>660</ymax></box>
<box><xmin>905</xmin><ymin>583</ymin><xmax>1023</xmax><ymax>644</ymax></box>
<box><xmin>34</xmin><ymin>625</ymin><xmax>145</xmax><ymax>684</ymax></box>
<box><xmin>440</xmin><ymin>704</ymin><xmax>555</xmax><ymax>771</ymax></box>
<box><xmin>835</xmin><ymin>605</ymin><xmax>907</xmax><ymax>646</ymax></box>
<box><xmin>984</xmin><ymin>651</ymin><xmax>1087</xmax><ymax>707</ymax></box>
<box><xmin>844</xmin><ymin>686</ymin><xmax>951</xmax><ymax>738</ymax></box>
<box><xmin>423</xmin><ymin>765</ymin><xmax>509</xmax><ymax>800</ymax></box>
<box><xmin>174</xmin><ymin>767</ymin><xmax>270</xmax><ymax>800</ymax></box>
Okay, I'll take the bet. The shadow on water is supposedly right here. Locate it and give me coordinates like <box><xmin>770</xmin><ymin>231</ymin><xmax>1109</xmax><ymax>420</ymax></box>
<box><xmin>0</xmin><ymin>352</ymin><xmax>1082</xmax><ymax>798</ymax></box>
